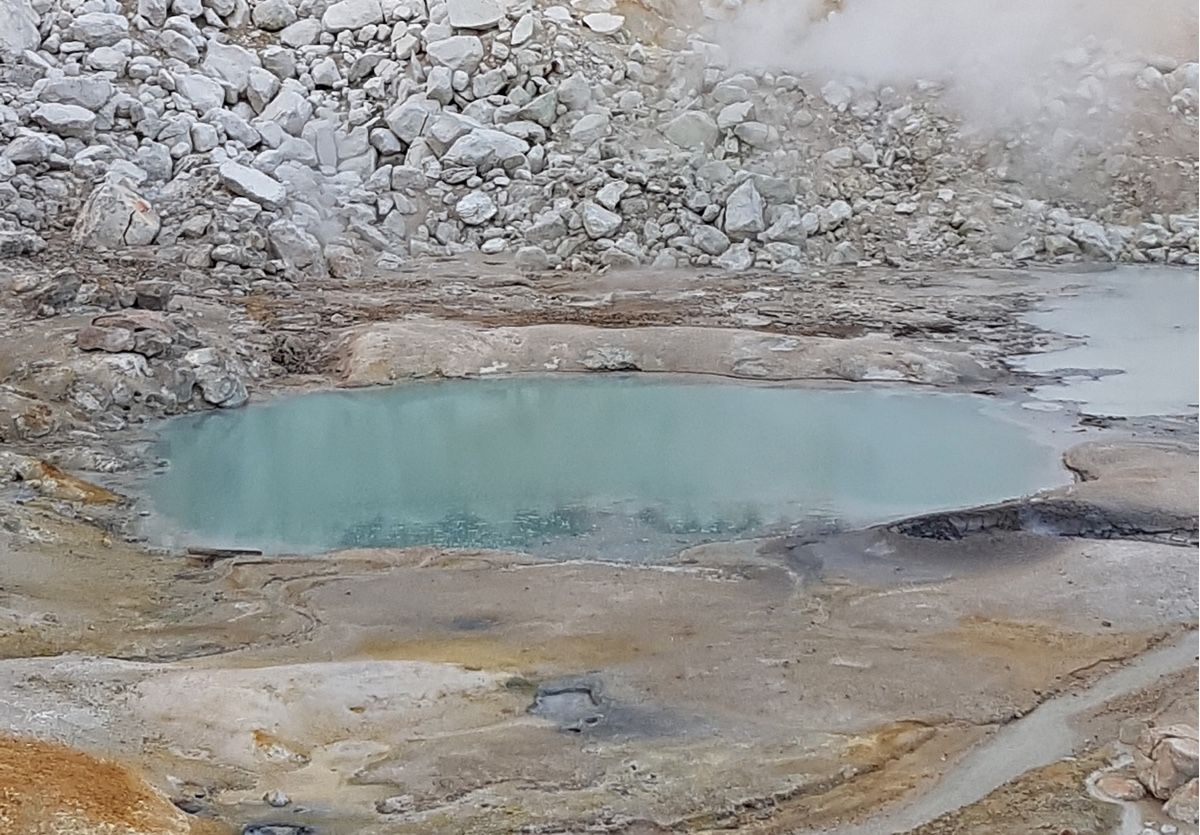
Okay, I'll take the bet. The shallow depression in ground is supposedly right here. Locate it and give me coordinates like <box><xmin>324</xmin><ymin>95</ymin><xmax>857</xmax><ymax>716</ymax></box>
<box><xmin>147</xmin><ymin>376</ymin><xmax>1067</xmax><ymax>556</ymax></box>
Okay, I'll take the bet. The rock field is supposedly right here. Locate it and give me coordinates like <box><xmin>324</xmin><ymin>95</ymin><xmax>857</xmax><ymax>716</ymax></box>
<box><xmin>0</xmin><ymin>0</ymin><xmax>1197</xmax><ymax>280</ymax></box>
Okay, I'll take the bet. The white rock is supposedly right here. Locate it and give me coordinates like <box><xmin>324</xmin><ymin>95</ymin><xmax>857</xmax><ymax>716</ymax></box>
<box><xmin>3</xmin><ymin>131</ymin><xmax>59</xmax><ymax>164</ymax></box>
<box><xmin>514</xmin><ymin>244</ymin><xmax>549</xmax><ymax>270</ymax></box>
<box><xmin>821</xmin><ymin>146</ymin><xmax>854</xmax><ymax>168</ymax></box>
<box><xmin>663</xmin><ymin>111</ymin><xmax>718</xmax><ymax>150</ymax></box>
<box><xmin>557</xmin><ymin>72</ymin><xmax>592</xmax><ymax>110</ymax></box>
<box><xmin>279</xmin><ymin>17</ymin><xmax>320</xmax><ymax>46</ymax></box>
<box><xmin>268</xmin><ymin>218</ymin><xmax>321</xmax><ymax>268</ymax></box>
<box><xmin>158</xmin><ymin>30</ymin><xmax>199</xmax><ymax>63</ymax></box>
<box><xmin>219</xmin><ymin>160</ymin><xmax>288</xmax><ymax>208</ymax></box>
<box><xmin>251</xmin><ymin>0</ymin><xmax>296</xmax><ymax>30</ymax></box>
<box><xmin>442</xmin><ymin>128</ymin><xmax>528</xmax><ymax>170</ymax></box>
<box><xmin>72</xmin><ymin>181</ymin><xmax>160</xmax><ymax>248</ymax></box>
<box><xmin>715</xmin><ymin>242</ymin><xmax>753</xmax><ymax>271</ymax></box>
<box><xmin>321</xmin><ymin>0</ymin><xmax>382</xmax><ymax>31</ymax></box>
<box><xmin>32</xmin><ymin>103</ymin><xmax>96</xmax><ymax>138</ymax></box>
<box><xmin>0</xmin><ymin>0</ymin><xmax>41</xmax><ymax>57</ymax></box>
<box><xmin>311</xmin><ymin>56</ymin><xmax>341</xmax><ymax>87</ymax></box>
<box><xmin>595</xmin><ymin>181</ymin><xmax>627</xmax><ymax>210</ymax></box>
<box><xmin>582</xmin><ymin>12</ymin><xmax>622</xmax><ymax>33</ymax></box>
<box><xmin>581</xmin><ymin>201</ymin><xmax>621</xmax><ymax>238</ymax></box>
<box><xmin>174</xmin><ymin>72</ymin><xmax>226</xmax><ymax>112</ymax></box>
<box><xmin>37</xmin><ymin>76</ymin><xmax>115</xmax><ymax>109</ymax></box>
<box><xmin>446</xmin><ymin>0</ymin><xmax>503</xmax><ymax>29</ymax></box>
<box><xmin>511</xmin><ymin>12</ymin><xmax>534</xmax><ymax>44</ymax></box>
<box><xmin>172</xmin><ymin>0</ymin><xmax>202</xmax><ymax>16</ymax></box>
<box><xmin>137</xmin><ymin>0</ymin><xmax>169</xmax><ymax>25</ymax></box>
<box><xmin>692</xmin><ymin>225</ymin><xmax>729</xmax><ymax>255</ymax></box>
<box><xmin>385</xmin><ymin>96</ymin><xmax>439</xmax><ymax>143</ymax></box>
<box><xmin>819</xmin><ymin>199</ymin><xmax>852</xmax><ymax>232</ymax></box>
<box><xmin>724</xmin><ymin>180</ymin><xmax>764</xmax><ymax>238</ymax></box>
<box><xmin>762</xmin><ymin>205</ymin><xmax>808</xmax><ymax>244</ymax></box>
<box><xmin>570</xmin><ymin>113</ymin><xmax>608</xmax><ymax>145</ymax></box>
<box><xmin>67</xmin><ymin>12</ymin><xmax>129</xmax><ymax>47</ymax></box>
<box><xmin>426</xmin><ymin>35</ymin><xmax>484</xmax><ymax>74</ymax></box>
<box><xmin>203</xmin><ymin>40</ymin><xmax>262</xmax><ymax>93</ymax></box>
<box><xmin>716</xmin><ymin>101</ymin><xmax>752</xmax><ymax>129</ymax></box>
<box><xmin>86</xmin><ymin>46</ymin><xmax>128</xmax><ymax>74</ymax></box>
<box><xmin>455</xmin><ymin>191</ymin><xmax>497</xmax><ymax>225</ymax></box>
<box><xmin>260</xmin><ymin>87</ymin><xmax>313</xmax><ymax>134</ymax></box>
<box><xmin>246</xmin><ymin>67</ymin><xmax>280</xmax><ymax>112</ymax></box>
<box><xmin>821</xmin><ymin>79</ymin><xmax>853</xmax><ymax>110</ymax></box>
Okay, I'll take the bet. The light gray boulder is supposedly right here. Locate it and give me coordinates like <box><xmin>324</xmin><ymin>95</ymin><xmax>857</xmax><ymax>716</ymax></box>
<box><xmin>723</xmin><ymin>180</ymin><xmax>764</xmax><ymax>238</ymax></box>
<box><xmin>0</xmin><ymin>0</ymin><xmax>40</xmax><ymax>57</ymax></box>
<box><xmin>581</xmin><ymin>201</ymin><xmax>621</xmax><ymax>238</ymax></box>
<box><xmin>67</xmin><ymin>12</ymin><xmax>129</xmax><ymax>47</ymax></box>
<box><xmin>455</xmin><ymin>191</ymin><xmax>497</xmax><ymax>225</ymax></box>
<box><xmin>321</xmin><ymin>0</ymin><xmax>382</xmax><ymax>31</ymax></box>
<box><xmin>202</xmin><ymin>40</ymin><xmax>262</xmax><ymax>93</ymax></box>
<box><xmin>32</xmin><ymin>103</ymin><xmax>97</xmax><ymax>138</ymax></box>
<box><xmin>446</xmin><ymin>0</ymin><xmax>503</xmax><ymax>29</ymax></box>
<box><xmin>219</xmin><ymin>160</ymin><xmax>288</xmax><ymax>208</ymax></box>
<box><xmin>36</xmin><ymin>76</ymin><xmax>115</xmax><ymax>109</ymax></box>
<box><xmin>663</xmin><ymin>111</ymin><xmax>718</xmax><ymax>150</ymax></box>
<box><xmin>72</xmin><ymin>181</ymin><xmax>160</xmax><ymax>247</ymax></box>
<box><xmin>426</xmin><ymin>35</ymin><xmax>484</xmax><ymax>74</ymax></box>
<box><xmin>251</xmin><ymin>0</ymin><xmax>296</xmax><ymax>30</ymax></box>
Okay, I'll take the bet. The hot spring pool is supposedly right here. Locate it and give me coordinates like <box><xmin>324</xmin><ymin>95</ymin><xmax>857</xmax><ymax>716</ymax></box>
<box><xmin>147</xmin><ymin>376</ymin><xmax>1066</xmax><ymax>558</ymax></box>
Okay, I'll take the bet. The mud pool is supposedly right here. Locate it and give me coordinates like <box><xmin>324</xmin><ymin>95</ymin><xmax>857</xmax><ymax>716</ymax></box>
<box><xmin>148</xmin><ymin>377</ymin><xmax>1066</xmax><ymax>556</ymax></box>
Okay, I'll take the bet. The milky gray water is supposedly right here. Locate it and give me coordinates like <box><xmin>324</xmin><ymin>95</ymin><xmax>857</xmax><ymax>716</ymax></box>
<box><xmin>1014</xmin><ymin>267</ymin><xmax>1198</xmax><ymax>416</ymax></box>
<box><xmin>148</xmin><ymin>377</ymin><xmax>1064</xmax><ymax>557</ymax></box>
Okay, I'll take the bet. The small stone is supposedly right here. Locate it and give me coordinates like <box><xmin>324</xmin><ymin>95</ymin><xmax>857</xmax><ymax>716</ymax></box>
<box><xmin>715</xmin><ymin>242</ymin><xmax>752</xmax><ymax>271</ymax></box>
<box><xmin>321</xmin><ymin>0</ymin><xmax>382</xmax><ymax>31</ymax></box>
<box><xmin>134</xmin><ymin>280</ymin><xmax>173</xmax><ymax>311</ymax></box>
<box><xmin>77</xmin><ymin>325</ymin><xmax>135</xmax><ymax>353</ymax></box>
<box><xmin>716</xmin><ymin>101</ymin><xmax>752</xmax><ymax>129</ymax></box>
<box><xmin>32</xmin><ymin>103</ymin><xmax>96</xmax><ymax>138</ymax></box>
<box><xmin>692</xmin><ymin>225</ymin><xmax>729</xmax><ymax>255</ymax></box>
<box><xmin>425</xmin><ymin>35</ymin><xmax>485</xmax><ymax>74</ymax></box>
<box><xmin>279</xmin><ymin>18</ymin><xmax>320</xmax><ymax>46</ymax></box>
<box><xmin>0</xmin><ymin>0</ymin><xmax>40</xmax><ymax>57</ymax></box>
<box><xmin>723</xmin><ymin>180</ymin><xmax>764</xmax><ymax>238</ymax></box>
<box><xmin>252</xmin><ymin>0</ymin><xmax>297</xmax><ymax>30</ymax></box>
<box><xmin>67</xmin><ymin>12</ymin><xmax>129</xmax><ymax>47</ymax></box>
<box><xmin>219</xmin><ymin>162</ymin><xmax>288</xmax><ymax>209</ymax></box>
<box><xmin>72</xmin><ymin>182</ymin><xmax>160</xmax><ymax>248</ymax></box>
<box><xmin>511</xmin><ymin>12</ymin><xmax>534</xmax><ymax>44</ymax></box>
<box><xmin>570</xmin><ymin>113</ymin><xmax>609</xmax><ymax>145</ymax></box>
<box><xmin>1095</xmin><ymin>774</ymin><xmax>1146</xmax><ymax>801</ymax></box>
<box><xmin>582</xmin><ymin>12</ymin><xmax>622</xmax><ymax>33</ymax></box>
<box><xmin>446</xmin><ymin>0</ymin><xmax>503</xmax><ymax>29</ymax></box>
<box><xmin>514</xmin><ymin>245</ymin><xmax>549</xmax><ymax>271</ymax></box>
<box><xmin>581</xmin><ymin>201</ymin><xmax>621</xmax><ymax>238</ymax></box>
<box><xmin>375</xmin><ymin>794</ymin><xmax>414</xmax><ymax>815</ymax></box>
<box><xmin>455</xmin><ymin>192</ymin><xmax>497</xmax><ymax>225</ymax></box>
<box><xmin>1147</xmin><ymin>736</ymin><xmax>1200</xmax><ymax>799</ymax></box>
<box><xmin>263</xmin><ymin>789</ymin><xmax>290</xmax><ymax>808</ymax></box>
<box><xmin>1164</xmin><ymin>779</ymin><xmax>1198</xmax><ymax>823</ymax></box>
<box><xmin>663</xmin><ymin>111</ymin><xmax>718</xmax><ymax>150</ymax></box>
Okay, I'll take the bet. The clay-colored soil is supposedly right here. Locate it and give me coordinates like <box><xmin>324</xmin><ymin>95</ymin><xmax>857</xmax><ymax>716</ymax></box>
<box><xmin>0</xmin><ymin>736</ymin><xmax>229</xmax><ymax>835</ymax></box>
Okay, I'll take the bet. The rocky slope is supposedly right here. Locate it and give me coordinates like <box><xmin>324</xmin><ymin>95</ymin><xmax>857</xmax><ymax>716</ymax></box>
<box><xmin>0</xmin><ymin>0</ymin><xmax>1197</xmax><ymax>279</ymax></box>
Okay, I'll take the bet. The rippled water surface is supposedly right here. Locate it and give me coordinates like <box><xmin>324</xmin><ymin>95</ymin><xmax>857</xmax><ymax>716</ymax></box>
<box><xmin>149</xmin><ymin>377</ymin><xmax>1064</xmax><ymax>557</ymax></box>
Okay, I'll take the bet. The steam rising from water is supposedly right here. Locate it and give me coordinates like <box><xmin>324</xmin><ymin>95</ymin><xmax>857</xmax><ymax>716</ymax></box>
<box><xmin>715</xmin><ymin>0</ymin><xmax>1197</xmax><ymax>133</ymax></box>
